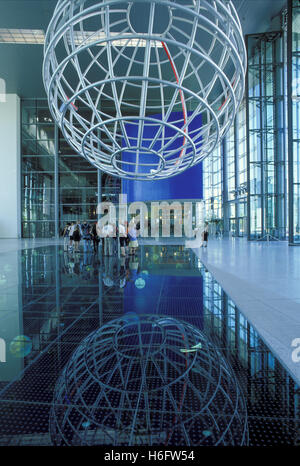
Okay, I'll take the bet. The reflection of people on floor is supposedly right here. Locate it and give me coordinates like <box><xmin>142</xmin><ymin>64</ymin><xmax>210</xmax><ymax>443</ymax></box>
<box><xmin>80</xmin><ymin>250</ymin><xmax>96</xmax><ymax>281</ymax></box>
<box><xmin>73</xmin><ymin>254</ymin><xmax>81</xmax><ymax>276</ymax></box>
<box><xmin>128</xmin><ymin>257</ymin><xmax>139</xmax><ymax>282</ymax></box>
<box><xmin>63</xmin><ymin>223</ymin><xmax>71</xmax><ymax>251</ymax></box>
<box><xmin>82</xmin><ymin>249</ymin><xmax>93</xmax><ymax>267</ymax></box>
<box><xmin>119</xmin><ymin>257</ymin><xmax>127</xmax><ymax>289</ymax></box>
<box><xmin>91</xmin><ymin>222</ymin><xmax>100</xmax><ymax>253</ymax></box>
<box><xmin>68</xmin><ymin>257</ymin><xmax>75</xmax><ymax>276</ymax></box>
<box><xmin>103</xmin><ymin>256</ymin><xmax>119</xmax><ymax>287</ymax></box>
<box><xmin>63</xmin><ymin>252</ymin><xmax>69</xmax><ymax>272</ymax></box>
<box><xmin>69</xmin><ymin>222</ymin><xmax>76</xmax><ymax>251</ymax></box>
<box><xmin>111</xmin><ymin>223</ymin><xmax>118</xmax><ymax>256</ymax></box>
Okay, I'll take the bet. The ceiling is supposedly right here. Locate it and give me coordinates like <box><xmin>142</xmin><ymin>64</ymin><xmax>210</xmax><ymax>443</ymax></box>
<box><xmin>0</xmin><ymin>0</ymin><xmax>287</xmax><ymax>98</ymax></box>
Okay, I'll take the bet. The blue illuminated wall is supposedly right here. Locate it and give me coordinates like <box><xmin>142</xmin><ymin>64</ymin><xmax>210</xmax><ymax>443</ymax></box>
<box><xmin>122</xmin><ymin>112</ymin><xmax>203</xmax><ymax>202</ymax></box>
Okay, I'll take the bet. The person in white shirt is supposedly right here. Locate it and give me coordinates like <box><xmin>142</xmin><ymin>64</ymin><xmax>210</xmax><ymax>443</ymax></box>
<box><xmin>118</xmin><ymin>222</ymin><xmax>127</xmax><ymax>257</ymax></box>
<box><xmin>62</xmin><ymin>223</ymin><xmax>71</xmax><ymax>251</ymax></box>
<box><xmin>69</xmin><ymin>222</ymin><xmax>76</xmax><ymax>250</ymax></box>
<box><xmin>128</xmin><ymin>221</ymin><xmax>138</xmax><ymax>255</ymax></box>
<box><xmin>102</xmin><ymin>223</ymin><xmax>114</xmax><ymax>256</ymax></box>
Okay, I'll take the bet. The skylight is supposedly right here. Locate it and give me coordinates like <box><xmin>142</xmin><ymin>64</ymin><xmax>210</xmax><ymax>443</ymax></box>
<box><xmin>0</xmin><ymin>29</ymin><xmax>45</xmax><ymax>44</ymax></box>
<box><xmin>0</xmin><ymin>28</ymin><xmax>163</xmax><ymax>47</ymax></box>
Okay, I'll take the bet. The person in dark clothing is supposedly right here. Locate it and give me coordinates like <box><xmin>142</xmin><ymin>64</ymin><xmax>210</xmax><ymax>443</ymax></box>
<box><xmin>72</xmin><ymin>225</ymin><xmax>81</xmax><ymax>252</ymax></box>
<box><xmin>202</xmin><ymin>222</ymin><xmax>209</xmax><ymax>247</ymax></box>
<box><xmin>81</xmin><ymin>221</ymin><xmax>92</xmax><ymax>253</ymax></box>
<box><xmin>119</xmin><ymin>222</ymin><xmax>127</xmax><ymax>257</ymax></box>
<box><xmin>91</xmin><ymin>222</ymin><xmax>100</xmax><ymax>253</ymax></box>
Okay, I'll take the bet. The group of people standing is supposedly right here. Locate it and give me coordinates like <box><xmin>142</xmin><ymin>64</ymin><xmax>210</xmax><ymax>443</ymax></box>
<box><xmin>62</xmin><ymin>220</ymin><xmax>139</xmax><ymax>256</ymax></box>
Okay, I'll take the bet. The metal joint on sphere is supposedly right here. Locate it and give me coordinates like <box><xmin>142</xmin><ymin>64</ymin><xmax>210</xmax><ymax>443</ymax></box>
<box><xmin>43</xmin><ymin>0</ymin><xmax>246</xmax><ymax>180</ymax></box>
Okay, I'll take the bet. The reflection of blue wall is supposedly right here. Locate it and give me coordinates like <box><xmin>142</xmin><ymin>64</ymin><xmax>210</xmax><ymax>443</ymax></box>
<box><xmin>124</xmin><ymin>275</ymin><xmax>203</xmax><ymax>330</ymax></box>
<box><xmin>122</xmin><ymin>112</ymin><xmax>203</xmax><ymax>202</ymax></box>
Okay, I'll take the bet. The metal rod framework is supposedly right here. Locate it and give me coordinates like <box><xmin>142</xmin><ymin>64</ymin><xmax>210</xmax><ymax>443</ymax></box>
<box><xmin>43</xmin><ymin>0</ymin><xmax>246</xmax><ymax>180</ymax></box>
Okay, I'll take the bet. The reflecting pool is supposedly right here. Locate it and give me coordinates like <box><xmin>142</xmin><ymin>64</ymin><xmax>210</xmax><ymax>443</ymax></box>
<box><xmin>0</xmin><ymin>245</ymin><xmax>299</xmax><ymax>446</ymax></box>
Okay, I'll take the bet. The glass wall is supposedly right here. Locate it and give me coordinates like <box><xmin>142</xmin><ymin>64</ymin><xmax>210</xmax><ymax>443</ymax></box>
<box><xmin>58</xmin><ymin>143</ymin><xmax>98</xmax><ymax>229</ymax></box>
<box><xmin>247</xmin><ymin>32</ymin><xmax>286</xmax><ymax>240</ymax></box>
<box><xmin>236</xmin><ymin>102</ymin><xmax>248</xmax><ymax>237</ymax></box>
<box><xmin>226</xmin><ymin>123</ymin><xmax>237</xmax><ymax>235</ymax></box>
<box><xmin>21</xmin><ymin>99</ymin><xmax>121</xmax><ymax>238</ymax></box>
<box><xmin>22</xmin><ymin>100</ymin><xmax>55</xmax><ymax>238</ymax></box>
<box><xmin>204</xmin><ymin>102</ymin><xmax>248</xmax><ymax>238</ymax></box>
<box><xmin>288</xmin><ymin>0</ymin><xmax>300</xmax><ymax>244</ymax></box>
<box><xmin>203</xmin><ymin>144</ymin><xmax>222</xmax><ymax>235</ymax></box>
<box><xmin>203</xmin><ymin>15</ymin><xmax>290</xmax><ymax>242</ymax></box>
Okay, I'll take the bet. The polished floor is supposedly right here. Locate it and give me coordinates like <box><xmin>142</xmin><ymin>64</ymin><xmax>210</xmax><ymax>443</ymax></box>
<box><xmin>192</xmin><ymin>238</ymin><xmax>300</xmax><ymax>386</ymax></box>
<box><xmin>0</xmin><ymin>241</ymin><xmax>299</xmax><ymax>446</ymax></box>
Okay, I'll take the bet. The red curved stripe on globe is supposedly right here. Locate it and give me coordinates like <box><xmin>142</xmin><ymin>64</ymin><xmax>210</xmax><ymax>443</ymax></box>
<box><xmin>161</xmin><ymin>41</ymin><xmax>187</xmax><ymax>162</ymax></box>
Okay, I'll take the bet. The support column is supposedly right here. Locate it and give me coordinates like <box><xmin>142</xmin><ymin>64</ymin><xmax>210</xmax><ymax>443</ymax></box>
<box><xmin>274</xmin><ymin>34</ymin><xmax>286</xmax><ymax>240</ymax></box>
<box><xmin>234</xmin><ymin>115</ymin><xmax>239</xmax><ymax>237</ymax></box>
<box><xmin>287</xmin><ymin>0</ymin><xmax>294</xmax><ymax>245</ymax></box>
<box><xmin>246</xmin><ymin>36</ymin><xmax>251</xmax><ymax>241</ymax></box>
<box><xmin>222</xmin><ymin>137</ymin><xmax>229</xmax><ymax>236</ymax></box>
<box><xmin>54</xmin><ymin>124</ymin><xmax>59</xmax><ymax>238</ymax></box>
<box><xmin>259</xmin><ymin>41</ymin><xmax>265</xmax><ymax>238</ymax></box>
<box><xmin>97</xmin><ymin>169</ymin><xmax>102</xmax><ymax>220</ymax></box>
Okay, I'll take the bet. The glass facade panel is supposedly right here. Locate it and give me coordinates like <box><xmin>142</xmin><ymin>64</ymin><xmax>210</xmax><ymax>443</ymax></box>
<box><xmin>289</xmin><ymin>0</ymin><xmax>300</xmax><ymax>243</ymax></box>
<box><xmin>203</xmin><ymin>144</ymin><xmax>222</xmax><ymax>232</ymax></box>
<box><xmin>22</xmin><ymin>137</ymin><xmax>55</xmax><ymax>156</ymax></box>
<box><xmin>59</xmin><ymin>156</ymin><xmax>96</xmax><ymax>172</ymax></box>
<box><xmin>22</xmin><ymin>156</ymin><xmax>54</xmax><ymax>172</ymax></box>
<box><xmin>204</xmin><ymin>23</ymin><xmax>289</xmax><ymax>242</ymax></box>
<box><xmin>21</xmin><ymin>99</ymin><xmax>102</xmax><ymax>238</ymax></box>
<box><xmin>247</xmin><ymin>32</ymin><xmax>286</xmax><ymax>240</ymax></box>
<box><xmin>22</xmin><ymin>221</ymin><xmax>55</xmax><ymax>238</ymax></box>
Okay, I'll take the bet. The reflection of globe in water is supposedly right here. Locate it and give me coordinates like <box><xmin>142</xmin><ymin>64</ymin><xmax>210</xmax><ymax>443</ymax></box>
<box><xmin>50</xmin><ymin>315</ymin><xmax>248</xmax><ymax>446</ymax></box>
<box><xmin>43</xmin><ymin>0</ymin><xmax>246</xmax><ymax>180</ymax></box>
<box><xmin>135</xmin><ymin>278</ymin><xmax>146</xmax><ymax>289</ymax></box>
<box><xmin>122</xmin><ymin>312</ymin><xmax>140</xmax><ymax>328</ymax></box>
<box><xmin>9</xmin><ymin>335</ymin><xmax>32</xmax><ymax>358</ymax></box>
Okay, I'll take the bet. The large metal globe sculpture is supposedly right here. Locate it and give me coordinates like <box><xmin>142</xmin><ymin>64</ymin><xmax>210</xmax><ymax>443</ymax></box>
<box><xmin>50</xmin><ymin>315</ymin><xmax>248</xmax><ymax>446</ymax></box>
<box><xmin>43</xmin><ymin>0</ymin><xmax>246</xmax><ymax>180</ymax></box>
